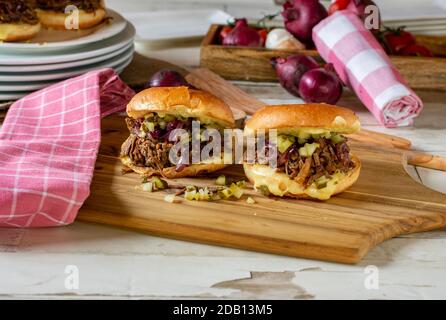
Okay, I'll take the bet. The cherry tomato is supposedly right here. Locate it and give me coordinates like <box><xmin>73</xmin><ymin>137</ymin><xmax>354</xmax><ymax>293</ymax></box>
<box><xmin>384</xmin><ymin>28</ymin><xmax>416</xmax><ymax>54</ymax></box>
<box><xmin>219</xmin><ymin>26</ymin><xmax>233</xmax><ymax>43</ymax></box>
<box><xmin>257</xmin><ymin>29</ymin><xmax>268</xmax><ymax>46</ymax></box>
<box><xmin>400</xmin><ymin>44</ymin><xmax>434</xmax><ymax>57</ymax></box>
<box><xmin>328</xmin><ymin>0</ymin><xmax>351</xmax><ymax>15</ymax></box>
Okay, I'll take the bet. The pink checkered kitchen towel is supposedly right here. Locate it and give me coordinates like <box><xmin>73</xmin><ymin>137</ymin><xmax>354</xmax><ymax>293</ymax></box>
<box><xmin>313</xmin><ymin>11</ymin><xmax>423</xmax><ymax>127</ymax></box>
<box><xmin>0</xmin><ymin>68</ymin><xmax>134</xmax><ymax>228</ymax></box>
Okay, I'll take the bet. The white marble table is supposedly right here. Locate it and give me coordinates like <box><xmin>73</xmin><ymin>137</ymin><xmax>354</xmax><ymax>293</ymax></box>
<box><xmin>1</xmin><ymin>41</ymin><xmax>445</xmax><ymax>300</ymax></box>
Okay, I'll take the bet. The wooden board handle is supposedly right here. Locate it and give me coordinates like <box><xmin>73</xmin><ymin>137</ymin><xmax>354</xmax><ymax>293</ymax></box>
<box><xmin>407</xmin><ymin>152</ymin><xmax>446</xmax><ymax>171</ymax></box>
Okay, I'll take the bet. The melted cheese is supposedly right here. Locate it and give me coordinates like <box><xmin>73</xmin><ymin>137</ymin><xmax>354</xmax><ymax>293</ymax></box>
<box><xmin>244</xmin><ymin>164</ymin><xmax>346</xmax><ymax>200</ymax></box>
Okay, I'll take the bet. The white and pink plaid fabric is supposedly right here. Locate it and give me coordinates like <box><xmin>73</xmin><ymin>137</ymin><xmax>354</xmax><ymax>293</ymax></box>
<box><xmin>313</xmin><ymin>11</ymin><xmax>423</xmax><ymax>127</ymax></box>
<box><xmin>0</xmin><ymin>68</ymin><xmax>134</xmax><ymax>228</ymax></box>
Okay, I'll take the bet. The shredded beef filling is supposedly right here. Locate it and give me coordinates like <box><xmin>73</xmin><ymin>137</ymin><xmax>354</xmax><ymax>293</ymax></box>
<box><xmin>276</xmin><ymin>137</ymin><xmax>354</xmax><ymax>188</ymax></box>
<box><xmin>0</xmin><ymin>0</ymin><xmax>39</xmax><ymax>24</ymax></box>
<box><xmin>36</xmin><ymin>0</ymin><xmax>103</xmax><ymax>13</ymax></box>
<box><xmin>121</xmin><ymin>116</ymin><xmax>223</xmax><ymax>173</ymax></box>
<box><xmin>122</xmin><ymin>134</ymin><xmax>173</xmax><ymax>170</ymax></box>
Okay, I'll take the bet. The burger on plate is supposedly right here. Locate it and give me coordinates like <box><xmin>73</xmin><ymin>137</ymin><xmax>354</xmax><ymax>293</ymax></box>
<box><xmin>120</xmin><ymin>86</ymin><xmax>235</xmax><ymax>179</ymax></box>
<box><xmin>243</xmin><ymin>104</ymin><xmax>361</xmax><ymax>200</ymax></box>
<box><xmin>35</xmin><ymin>0</ymin><xmax>106</xmax><ymax>29</ymax></box>
<box><xmin>0</xmin><ymin>0</ymin><xmax>41</xmax><ymax>42</ymax></box>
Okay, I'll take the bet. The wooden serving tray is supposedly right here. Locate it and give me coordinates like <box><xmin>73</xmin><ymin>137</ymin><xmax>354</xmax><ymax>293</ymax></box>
<box><xmin>200</xmin><ymin>24</ymin><xmax>446</xmax><ymax>91</ymax></box>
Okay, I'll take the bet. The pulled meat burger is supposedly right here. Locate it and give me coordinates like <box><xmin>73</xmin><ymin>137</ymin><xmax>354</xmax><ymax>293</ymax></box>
<box><xmin>35</xmin><ymin>0</ymin><xmax>105</xmax><ymax>29</ymax></box>
<box><xmin>0</xmin><ymin>0</ymin><xmax>41</xmax><ymax>41</ymax></box>
<box><xmin>243</xmin><ymin>104</ymin><xmax>361</xmax><ymax>200</ymax></box>
<box><xmin>120</xmin><ymin>86</ymin><xmax>235</xmax><ymax>179</ymax></box>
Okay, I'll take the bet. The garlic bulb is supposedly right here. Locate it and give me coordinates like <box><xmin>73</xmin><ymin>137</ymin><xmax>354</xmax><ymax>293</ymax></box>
<box><xmin>265</xmin><ymin>28</ymin><xmax>306</xmax><ymax>50</ymax></box>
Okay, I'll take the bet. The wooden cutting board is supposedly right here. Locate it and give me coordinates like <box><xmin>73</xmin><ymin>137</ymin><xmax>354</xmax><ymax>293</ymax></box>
<box><xmin>77</xmin><ymin>64</ymin><xmax>446</xmax><ymax>264</ymax></box>
<box><xmin>79</xmin><ymin>116</ymin><xmax>446</xmax><ymax>264</ymax></box>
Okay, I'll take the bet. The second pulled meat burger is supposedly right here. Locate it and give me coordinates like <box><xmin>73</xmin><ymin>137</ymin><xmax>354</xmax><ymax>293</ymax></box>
<box><xmin>0</xmin><ymin>0</ymin><xmax>41</xmax><ymax>41</ymax></box>
<box><xmin>35</xmin><ymin>0</ymin><xmax>106</xmax><ymax>29</ymax></box>
<box><xmin>120</xmin><ymin>86</ymin><xmax>235</xmax><ymax>179</ymax></box>
<box><xmin>243</xmin><ymin>104</ymin><xmax>361</xmax><ymax>200</ymax></box>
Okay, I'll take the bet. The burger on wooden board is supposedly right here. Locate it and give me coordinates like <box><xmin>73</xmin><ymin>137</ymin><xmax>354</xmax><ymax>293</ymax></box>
<box><xmin>120</xmin><ymin>86</ymin><xmax>236</xmax><ymax>179</ymax></box>
<box><xmin>243</xmin><ymin>104</ymin><xmax>361</xmax><ymax>200</ymax></box>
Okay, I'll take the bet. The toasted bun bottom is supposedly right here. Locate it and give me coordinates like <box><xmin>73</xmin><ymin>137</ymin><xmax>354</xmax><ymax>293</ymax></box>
<box><xmin>121</xmin><ymin>156</ymin><xmax>228</xmax><ymax>179</ymax></box>
<box><xmin>36</xmin><ymin>8</ymin><xmax>106</xmax><ymax>29</ymax></box>
<box><xmin>0</xmin><ymin>23</ymin><xmax>41</xmax><ymax>41</ymax></box>
<box><xmin>243</xmin><ymin>155</ymin><xmax>361</xmax><ymax>200</ymax></box>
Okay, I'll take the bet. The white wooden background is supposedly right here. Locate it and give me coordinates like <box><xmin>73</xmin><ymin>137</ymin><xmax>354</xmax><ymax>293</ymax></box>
<box><xmin>1</xmin><ymin>0</ymin><xmax>446</xmax><ymax>300</ymax></box>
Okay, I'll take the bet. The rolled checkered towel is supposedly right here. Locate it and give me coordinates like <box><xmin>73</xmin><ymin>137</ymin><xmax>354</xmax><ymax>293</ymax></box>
<box><xmin>313</xmin><ymin>11</ymin><xmax>423</xmax><ymax>127</ymax></box>
<box><xmin>0</xmin><ymin>69</ymin><xmax>135</xmax><ymax>227</ymax></box>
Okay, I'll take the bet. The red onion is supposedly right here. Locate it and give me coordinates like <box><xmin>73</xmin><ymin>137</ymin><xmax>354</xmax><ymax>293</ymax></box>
<box><xmin>270</xmin><ymin>55</ymin><xmax>320</xmax><ymax>97</ymax></box>
<box><xmin>222</xmin><ymin>18</ymin><xmax>263</xmax><ymax>47</ymax></box>
<box><xmin>281</xmin><ymin>0</ymin><xmax>328</xmax><ymax>43</ymax></box>
<box><xmin>148</xmin><ymin>69</ymin><xmax>189</xmax><ymax>88</ymax></box>
<box><xmin>349</xmin><ymin>0</ymin><xmax>379</xmax><ymax>23</ymax></box>
<box><xmin>298</xmin><ymin>64</ymin><xmax>343</xmax><ymax>104</ymax></box>
<box><xmin>149</xmin><ymin>129</ymin><xmax>162</xmax><ymax>140</ymax></box>
<box><xmin>164</xmin><ymin>119</ymin><xmax>186</xmax><ymax>141</ymax></box>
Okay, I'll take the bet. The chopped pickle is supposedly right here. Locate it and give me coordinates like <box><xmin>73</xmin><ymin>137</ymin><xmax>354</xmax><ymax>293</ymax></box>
<box><xmin>236</xmin><ymin>180</ymin><xmax>246</xmax><ymax>188</ymax></box>
<box><xmin>152</xmin><ymin>177</ymin><xmax>168</xmax><ymax>190</ymax></box>
<box><xmin>142</xmin><ymin>182</ymin><xmax>153</xmax><ymax>192</ymax></box>
<box><xmin>146</xmin><ymin>122</ymin><xmax>155</xmax><ymax>132</ymax></box>
<box><xmin>231</xmin><ymin>185</ymin><xmax>244</xmax><ymax>199</ymax></box>
<box><xmin>330</xmin><ymin>134</ymin><xmax>345</xmax><ymax>144</ymax></box>
<box><xmin>140</xmin><ymin>122</ymin><xmax>149</xmax><ymax>132</ymax></box>
<box><xmin>164</xmin><ymin>194</ymin><xmax>179</xmax><ymax>203</ymax></box>
<box><xmin>184</xmin><ymin>181</ymin><xmax>246</xmax><ymax>202</ymax></box>
<box><xmin>311</xmin><ymin>132</ymin><xmax>331</xmax><ymax>139</ymax></box>
<box><xmin>246</xmin><ymin>197</ymin><xmax>256</xmax><ymax>204</ymax></box>
<box><xmin>297</xmin><ymin>131</ymin><xmax>311</xmax><ymax>144</ymax></box>
<box><xmin>315</xmin><ymin>175</ymin><xmax>330</xmax><ymax>189</ymax></box>
<box><xmin>219</xmin><ymin>188</ymin><xmax>232</xmax><ymax>199</ymax></box>
<box><xmin>215</xmin><ymin>175</ymin><xmax>226</xmax><ymax>186</ymax></box>
<box><xmin>298</xmin><ymin>143</ymin><xmax>320</xmax><ymax>157</ymax></box>
<box><xmin>159</xmin><ymin>121</ymin><xmax>166</xmax><ymax>130</ymax></box>
<box><xmin>277</xmin><ymin>135</ymin><xmax>295</xmax><ymax>153</ymax></box>
<box><xmin>140</xmin><ymin>177</ymin><xmax>168</xmax><ymax>192</ymax></box>
<box><xmin>258</xmin><ymin>185</ymin><xmax>270</xmax><ymax>196</ymax></box>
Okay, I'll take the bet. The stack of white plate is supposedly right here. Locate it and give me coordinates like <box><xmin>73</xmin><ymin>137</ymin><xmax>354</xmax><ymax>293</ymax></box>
<box><xmin>0</xmin><ymin>9</ymin><xmax>135</xmax><ymax>101</ymax></box>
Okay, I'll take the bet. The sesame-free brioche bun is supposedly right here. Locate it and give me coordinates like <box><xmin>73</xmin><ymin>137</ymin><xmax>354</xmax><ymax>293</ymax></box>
<box><xmin>121</xmin><ymin>155</ymin><xmax>227</xmax><ymax>179</ymax></box>
<box><xmin>0</xmin><ymin>23</ymin><xmax>41</xmax><ymax>42</ymax></box>
<box><xmin>244</xmin><ymin>155</ymin><xmax>361</xmax><ymax>201</ymax></box>
<box><xmin>36</xmin><ymin>7</ymin><xmax>106</xmax><ymax>30</ymax></box>
<box><xmin>127</xmin><ymin>86</ymin><xmax>235</xmax><ymax>128</ymax></box>
<box><xmin>245</xmin><ymin>104</ymin><xmax>361</xmax><ymax>135</ymax></box>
